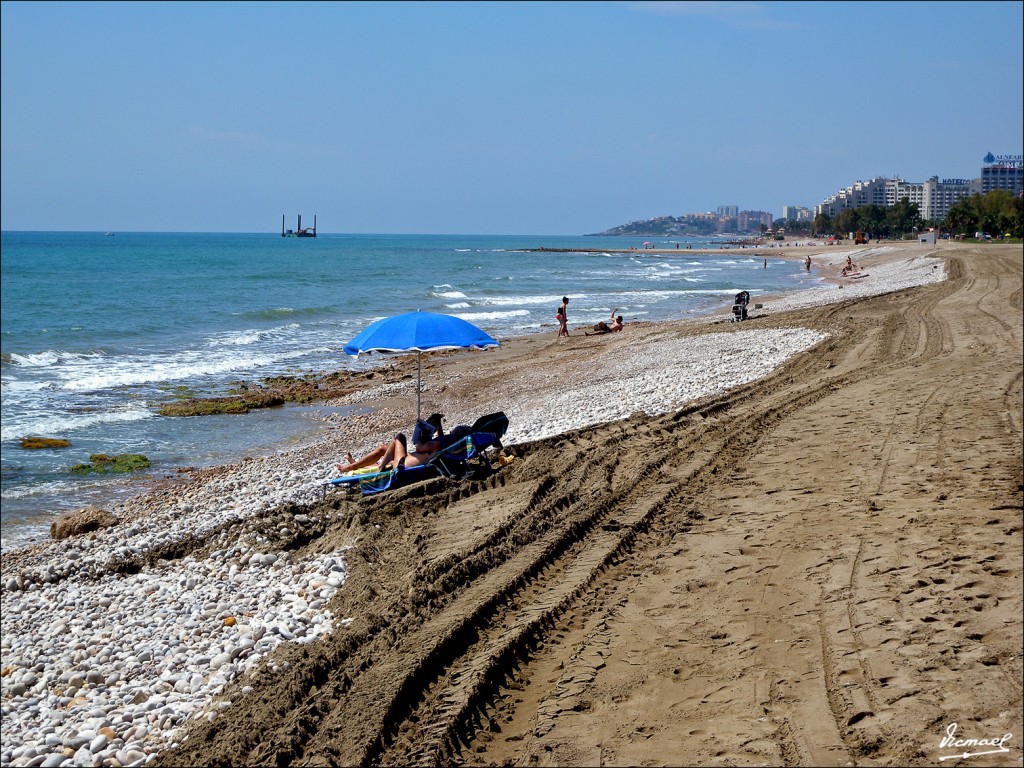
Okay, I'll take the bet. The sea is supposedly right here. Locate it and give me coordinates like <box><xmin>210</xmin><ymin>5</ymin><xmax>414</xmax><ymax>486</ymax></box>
<box><xmin>1</xmin><ymin>231</ymin><xmax>823</xmax><ymax>552</ymax></box>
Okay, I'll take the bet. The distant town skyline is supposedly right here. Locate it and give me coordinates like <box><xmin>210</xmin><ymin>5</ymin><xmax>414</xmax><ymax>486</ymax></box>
<box><xmin>2</xmin><ymin>2</ymin><xmax>1022</xmax><ymax>235</ymax></box>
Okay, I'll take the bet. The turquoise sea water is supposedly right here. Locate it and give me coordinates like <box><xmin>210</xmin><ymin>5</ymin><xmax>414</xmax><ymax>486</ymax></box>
<box><xmin>1</xmin><ymin>231</ymin><xmax>822</xmax><ymax>550</ymax></box>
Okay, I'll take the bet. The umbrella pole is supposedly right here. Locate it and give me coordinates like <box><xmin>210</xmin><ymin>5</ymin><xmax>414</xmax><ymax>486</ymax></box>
<box><xmin>417</xmin><ymin>351</ymin><xmax>422</xmax><ymax>421</ymax></box>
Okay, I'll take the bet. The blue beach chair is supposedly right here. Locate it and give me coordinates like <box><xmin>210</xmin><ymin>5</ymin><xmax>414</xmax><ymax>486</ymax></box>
<box><xmin>324</xmin><ymin>412</ymin><xmax>509</xmax><ymax>497</ymax></box>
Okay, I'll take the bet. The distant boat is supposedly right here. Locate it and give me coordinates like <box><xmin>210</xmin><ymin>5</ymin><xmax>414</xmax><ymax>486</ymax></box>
<box><xmin>104</xmin><ymin>232</ymin><xmax>115</xmax><ymax>236</ymax></box>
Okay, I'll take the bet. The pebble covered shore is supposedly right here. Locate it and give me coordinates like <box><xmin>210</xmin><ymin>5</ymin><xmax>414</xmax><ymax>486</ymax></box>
<box><xmin>0</xmin><ymin>249</ymin><xmax>946</xmax><ymax>768</ymax></box>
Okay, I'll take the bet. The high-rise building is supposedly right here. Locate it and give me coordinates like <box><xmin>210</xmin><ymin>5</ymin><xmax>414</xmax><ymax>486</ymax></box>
<box><xmin>815</xmin><ymin>178</ymin><xmax>890</xmax><ymax>218</ymax></box>
<box><xmin>717</xmin><ymin>205</ymin><xmax>738</xmax><ymax>217</ymax></box>
<box><xmin>922</xmin><ymin>177</ymin><xmax>977</xmax><ymax>221</ymax></box>
<box><xmin>980</xmin><ymin>153</ymin><xmax>1023</xmax><ymax>194</ymax></box>
<box><xmin>737</xmin><ymin>210</ymin><xmax>772</xmax><ymax>232</ymax></box>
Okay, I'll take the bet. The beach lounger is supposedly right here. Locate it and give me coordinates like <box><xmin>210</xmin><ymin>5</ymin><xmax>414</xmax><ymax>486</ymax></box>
<box><xmin>323</xmin><ymin>411</ymin><xmax>509</xmax><ymax>497</ymax></box>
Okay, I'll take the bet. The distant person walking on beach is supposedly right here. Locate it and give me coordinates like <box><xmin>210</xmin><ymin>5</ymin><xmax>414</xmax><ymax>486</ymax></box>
<box><xmin>805</xmin><ymin>254</ymin><xmax>812</xmax><ymax>271</ymax></box>
<box><xmin>556</xmin><ymin>296</ymin><xmax>570</xmax><ymax>337</ymax></box>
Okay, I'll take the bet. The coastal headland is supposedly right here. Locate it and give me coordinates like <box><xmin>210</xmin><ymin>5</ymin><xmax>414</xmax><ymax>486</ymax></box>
<box><xmin>1</xmin><ymin>241</ymin><xmax>1021</xmax><ymax>767</ymax></box>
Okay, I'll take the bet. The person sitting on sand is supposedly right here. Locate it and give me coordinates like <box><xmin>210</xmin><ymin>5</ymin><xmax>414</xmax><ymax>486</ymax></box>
<box><xmin>585</xmin><ymin>308</ymin><xmax>624</xmax><ymax>336</ymax></box>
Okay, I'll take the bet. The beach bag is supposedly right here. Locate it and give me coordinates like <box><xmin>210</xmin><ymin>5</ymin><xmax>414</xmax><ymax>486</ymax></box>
<box><xmin>469</xmin><ymin>411</ymin><xmax>509</xmax><ymax>442</ymax></box>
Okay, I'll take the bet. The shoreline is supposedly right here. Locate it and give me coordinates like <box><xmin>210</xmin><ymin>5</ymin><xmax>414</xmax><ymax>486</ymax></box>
<box><xmin>0</xmin><ymin>242</ymin><xmax>946</xmax><ymax>568</ymax></box>
<box><xmin>0</xmin><ymin>241</ymin><xmax>933</xmax><ymax>553</ymax></box>
<box><xmin>1</xmin><ymin>241</ymin><xmax>1003</xmax><ymax>768</ymax></box>
<box><xmin>0</xmin><ymin>240</ymin><xmax>890</xmax><ymax>552</ymax></box>
<box><xmin>523</xmin><ymin>238</ymin><xmax>904</xmax><ymax>255</ymax></box>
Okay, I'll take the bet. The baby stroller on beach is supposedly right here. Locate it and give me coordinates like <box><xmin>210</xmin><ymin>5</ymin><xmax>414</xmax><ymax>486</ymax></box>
<box><xmin>323</xmin><ymin>411</ymin><xmax>509</xmax><ymax>497</ymax></box>
<box><xmin>731</xmin><ymin>290</ymin><xmax>750</xmax><ymax>322</ymax></box>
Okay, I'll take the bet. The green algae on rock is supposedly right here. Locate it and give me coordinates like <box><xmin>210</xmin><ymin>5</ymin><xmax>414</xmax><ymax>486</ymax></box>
<box><xmin>70</xmin><ymin>453</ymin><xmax>151</xmax><ymax>475</ymax></box>
<box><xmin>19</xmin><ymin>437</ymin><xmax>72</xmax><ymax>449</ymax></box>
<box><xmin>156</xmin><ymin>392</ymin><xmax>285</xmax><ymax>416</ymax></box>
<box><xmin>152</xmin><ymin>367</ymin><xmax>393</xmax><ymax>417</ymax></box>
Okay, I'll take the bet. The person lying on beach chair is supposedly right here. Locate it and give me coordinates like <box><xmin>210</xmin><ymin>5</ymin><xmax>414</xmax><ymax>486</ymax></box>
<box><xmin>334</xmin><ymin>412</ymin><xmax>482</xmax><ymax>475</ymax></box>
<box><xmin>326</xmin><ymin>411</ymin><xmax>509</xmax><ymax>496</ymax></box>
<box><xmin>585</xmin><ymin>308</ymin><xmax>625</xmax><ymax>336</ymax></box>
<box><xmin>334</xmin><ymin>432</ymin><xmax>430</xmax><ymax>474</ymax></box>
<box><xmin>335</xmin><ymin>412</ymin><xmax>447</xmax><ymax>474</ymax></box>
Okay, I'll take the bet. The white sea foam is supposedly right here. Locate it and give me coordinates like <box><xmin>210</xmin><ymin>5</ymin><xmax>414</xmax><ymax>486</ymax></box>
<box><xmin>454</xmin><ymin>309</ymin><xmax>531</xmax><ymax>322</ymax></box>
<box><xmin>474</xmin><ymin>295</ymin><xmax>564</xmax><ymax>307</ymax></box>
<box><xmin>206</xmin><ymin>323</ymin><xmax>302</xmax><ymax>347</ymax></box>
<box><xmin>59</xmin><ymin>347</ymin><xmax>321</xmax><ymax>392</ymax></box>
<box><xmin>0</xmin><ymin>478</ymin><xmax>90</xmax><ymax>501</ymax></box>
<box><xmin>0</xmin><ymin>403</ymin><xmax>154</xmax><ymax>443</ymax></box>
<box><xmin>8</xmin><ymin>350</ymin><xmax>104</xmax><ymax>368</ymax></box>
<box><xmin>207</xmin><ymin>329</ymin><xmax>267</xmax><ymax>346</ymax></box>
<box><xmin>0</xmin><ymin>379</ymin><xmax>55</xmax><ymax>393</ymax></box>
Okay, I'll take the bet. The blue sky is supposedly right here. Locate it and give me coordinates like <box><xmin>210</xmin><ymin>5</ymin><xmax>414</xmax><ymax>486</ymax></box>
<box><xmin>2</xmin><ymin>1</ymin><xmax>1021</xmax><ymax>235</ymax></box>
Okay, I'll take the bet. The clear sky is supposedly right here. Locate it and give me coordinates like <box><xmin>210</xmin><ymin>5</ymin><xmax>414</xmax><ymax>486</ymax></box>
<box><xmin>2</xmin><ymin>1</ymin><xmax>1022</xmax><ymax>235</ymax></box>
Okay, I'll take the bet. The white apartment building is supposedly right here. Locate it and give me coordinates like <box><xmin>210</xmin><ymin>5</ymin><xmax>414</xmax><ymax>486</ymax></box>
<box><xmin>816</xmin><ymin>176</ymin><xmax>977</xmax><ymax>221</ymax></box>
<box><xmin>922</xmin><ymin>177</ymin><xmax>978</xmax><ymax>221</ymax></box>
<box><xmin>782</xmin><ymin>205</ymin><xmax>813</xmax><ymax>222</ymax></box>
<box><xmin>815</xmin><ymin>177</ymin><xmax>890</xmax><ymax>218</ymax></box>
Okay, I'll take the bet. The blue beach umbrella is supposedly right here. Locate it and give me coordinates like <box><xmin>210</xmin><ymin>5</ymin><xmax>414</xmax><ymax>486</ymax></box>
<box><xmin>343</xmin><ymin>311</ymin><xmax>499</xmax><ymax>419</ymax></box>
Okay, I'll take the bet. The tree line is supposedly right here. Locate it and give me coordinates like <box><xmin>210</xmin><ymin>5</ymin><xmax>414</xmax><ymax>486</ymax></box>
<box><xmin>943</xmin><ymin>189</ymin><xmax>1023</xmax><ymax>238</ymax></box>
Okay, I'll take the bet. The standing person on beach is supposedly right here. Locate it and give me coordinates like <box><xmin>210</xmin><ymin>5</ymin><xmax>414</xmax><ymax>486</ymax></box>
<box><xmin>805</xmin><ymin>254</ymin><xmax>812</xmax><ymax>271</ymax></box>
<box><xmin>556</xmin><ymin>296</ymin><xmax>570</xmax><ymax>337</ymax></box>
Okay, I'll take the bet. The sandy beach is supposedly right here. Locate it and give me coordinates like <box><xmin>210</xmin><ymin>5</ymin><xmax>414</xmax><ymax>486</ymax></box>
<box><xmin>2</xmin><ymin>240</ymin><xmax>1021</xmax><ymax>767</ymax></box>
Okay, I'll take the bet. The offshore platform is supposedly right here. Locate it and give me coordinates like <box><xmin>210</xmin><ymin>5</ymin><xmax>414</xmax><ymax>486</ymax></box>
<box><xmin>282</xmin><ymin>214</ymin><xmax>317</xmax><ymax>237</ymax></box>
